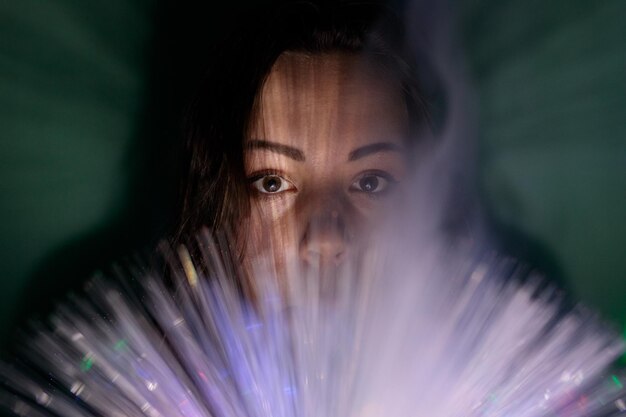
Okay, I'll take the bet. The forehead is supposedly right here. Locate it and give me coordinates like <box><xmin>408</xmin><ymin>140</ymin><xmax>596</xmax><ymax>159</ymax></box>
<box><xmin>247</xmin><ymin>52</ymin><xmax>409</xmax><ymax>156</ymax></box>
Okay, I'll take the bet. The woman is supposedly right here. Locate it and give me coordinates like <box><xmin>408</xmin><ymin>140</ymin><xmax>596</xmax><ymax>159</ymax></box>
<box><xmin>175</xmin><ymin>1</ymin><xmax>437</xmax><ymax>281</ymax></box>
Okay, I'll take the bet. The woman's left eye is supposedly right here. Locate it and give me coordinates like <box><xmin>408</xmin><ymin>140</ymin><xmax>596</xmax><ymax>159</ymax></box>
<box><xmin>249</xmin><ymin>174</ymin><xmax>296</xmax><ymax>194</ymax></box>
<box><xmin>350</xmin><ymin>172</ymin><xmax>397</xmax><ymax>195</ymax></box>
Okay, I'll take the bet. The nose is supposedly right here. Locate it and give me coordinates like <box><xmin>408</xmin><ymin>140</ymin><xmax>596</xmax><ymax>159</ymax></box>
<box><xmin>299</xmin><ymin>209</ymin><xmax>348</xmax><ymax>266</ymax></box>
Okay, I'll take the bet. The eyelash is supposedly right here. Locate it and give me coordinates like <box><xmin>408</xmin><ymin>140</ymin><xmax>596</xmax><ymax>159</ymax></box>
<box><xmin>349</xmin><ymin>170</ymin><xmax>399</xmax><ymax>198</ymax></box>
<box><xmin>246</xmin><ymin>170</ymin><xmax>398</xmax><ymax>199</ymax></box>
<box><xmin>247</xmin><ymin>170</ymin><xmax>297</xmax><ymax>197</ymax></box>
<box><xmin>247</xmin><ymin>170</ymin><xmax>281</xmax><ymax>183</ymax></box>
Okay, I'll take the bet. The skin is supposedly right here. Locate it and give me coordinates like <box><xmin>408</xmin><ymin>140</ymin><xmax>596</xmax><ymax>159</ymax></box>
<box><xmin>243</xmin><ymin>51</ymin><xmax>410</xmax><ymax>276</ymax></box>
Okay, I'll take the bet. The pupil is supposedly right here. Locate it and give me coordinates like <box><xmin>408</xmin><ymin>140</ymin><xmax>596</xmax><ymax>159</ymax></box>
<box><xmin>360</xmin><ymin>176</ymin><xmax>378</xmax><ymax>192</ymax></box>
<box><xmin>263</xmin><ymin>176</ymin><xmax>281</xmax><ymax>192</ymax></box>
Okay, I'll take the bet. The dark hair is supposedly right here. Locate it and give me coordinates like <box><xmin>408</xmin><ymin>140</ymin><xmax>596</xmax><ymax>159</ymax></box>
<box><xmin>174</xmin><ymin>0</ymin><xmax>429</xmax><ymax>243</ymax></box>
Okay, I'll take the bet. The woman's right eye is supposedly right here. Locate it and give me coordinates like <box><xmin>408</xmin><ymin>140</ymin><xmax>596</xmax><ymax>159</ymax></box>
<box><xmin>249</xmin><ymin>174</ymin><xmax>296</xmax><ymax>194</ymax></box>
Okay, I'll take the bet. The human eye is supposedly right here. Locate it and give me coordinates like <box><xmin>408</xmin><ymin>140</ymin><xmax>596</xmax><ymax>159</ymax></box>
<box><xmin>349</xmin><ymin>171</ymin><xmax>398</xmax><ymax>196</ymax></box>
<box><xmin>248</xmin><ymin>172</ymin><xmax>297</xmax><ymax>195</ymax></box>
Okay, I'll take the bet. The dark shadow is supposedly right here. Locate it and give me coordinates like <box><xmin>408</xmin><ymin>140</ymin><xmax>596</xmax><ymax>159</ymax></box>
<box><xmin>2</xmin><ymin>0</ymin><xmax>272</xmax><ymax>355</ymax></box>
<box><xmin>482</xmin><ymin>200</ymin><xmax>569</xmax><ymax>294</ymax></box>
<box><xmin>496</xmin><ymin>221</ymin><xmax>566</xmax><ymax>286</ymax></box>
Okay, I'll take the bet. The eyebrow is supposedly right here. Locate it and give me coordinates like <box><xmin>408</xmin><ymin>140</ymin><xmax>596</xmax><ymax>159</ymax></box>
<box><xmin>246</xmin><ymin>140</ymin><xmax>305</xmax><ymax>161</ymax></box>
<box><xmin>348</xmin><ymin>142</ymin><xmax>404</xmax><ymax>161</ymax></box>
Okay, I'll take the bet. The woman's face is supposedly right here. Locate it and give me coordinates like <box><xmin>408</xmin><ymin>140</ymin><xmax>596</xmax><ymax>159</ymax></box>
<box><xmin>244</xmin><ymin>52</ymin><xmax>410</xmax><ymax>274</ymax></box>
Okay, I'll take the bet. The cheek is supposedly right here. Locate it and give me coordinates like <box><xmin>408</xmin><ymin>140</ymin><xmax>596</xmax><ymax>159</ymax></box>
<box><xmin>348</xmin><ymin>183</ymin><xmax>406</xmax><ymax>223</ymax></box>
<box><xmin>348</xmin><ymin>195</ymin><xmax>389</xmax><ymax>218</ymax></box>
<box><xmin>252</xmin><ymin>195</ymin><xmax>296</xmax><ymax>221</ymax></box>
<box><xmin>244</xmin><ymin>197</ymin><xmax>300</xmax><ymax>265</ymax></box>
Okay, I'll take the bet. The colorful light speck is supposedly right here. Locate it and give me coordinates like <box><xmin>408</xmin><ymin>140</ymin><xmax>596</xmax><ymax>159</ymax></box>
<box><xmin>80</xmin><ymin>355</ymin><xmax>94</xmax><ymax>372</ymax></box>
<box><xmin>612</xmin><ymin>375</ymin><xmax>623</xmax><ymax>389</ymax></box>
<box><xmin>114</xmin><ymin>339</ymin><xmax>128</xmax><ymax>351</ymax></box>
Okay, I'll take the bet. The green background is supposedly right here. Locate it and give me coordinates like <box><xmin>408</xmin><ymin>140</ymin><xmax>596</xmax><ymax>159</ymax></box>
<box><xmin>0</xmin><ymin>0</ymin><xmax>625</xmax><ymax>350</ymax></box>
<box><xmin>461</xmin><ymin>0</ymin><xmax>626</xmax><ymax>324</ymax></box>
